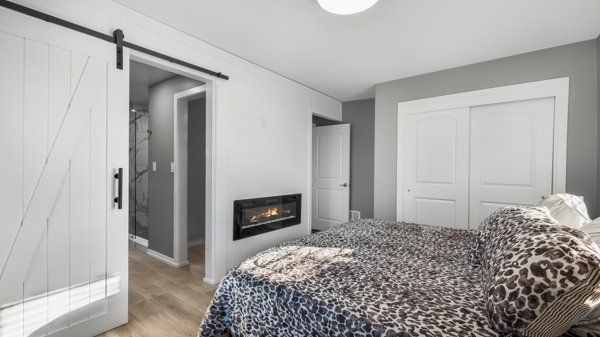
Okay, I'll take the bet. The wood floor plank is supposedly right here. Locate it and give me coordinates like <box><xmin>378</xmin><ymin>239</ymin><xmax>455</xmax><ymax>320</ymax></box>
<box><xmin>98</xmin><ymin>245</ymin><xmax>217</xmax><ymax>337</ymax></box>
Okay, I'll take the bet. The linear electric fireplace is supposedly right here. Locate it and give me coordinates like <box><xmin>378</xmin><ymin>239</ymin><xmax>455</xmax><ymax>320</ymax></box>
<box><xmin>233</xmin><ymin>194</ymin><xmax>301</xmax><ymax>240</ymax></box>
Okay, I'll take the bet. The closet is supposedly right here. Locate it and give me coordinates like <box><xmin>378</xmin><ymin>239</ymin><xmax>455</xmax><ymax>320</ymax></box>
<box><xmin>397</xmin><ymin>78</ymin><xmax>569</xmax><ymax>229</ymax></box>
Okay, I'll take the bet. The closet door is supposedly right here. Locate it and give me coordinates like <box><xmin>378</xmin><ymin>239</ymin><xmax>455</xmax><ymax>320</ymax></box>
<box><xmin>404</xmin><ymin>108</ymin><xmax>469</xmax><ymax>229</ymax></box>
<box><xmin>469</xmin><ymin>97</ymin><xmax>554</xmax><ymax>228</ymax></box>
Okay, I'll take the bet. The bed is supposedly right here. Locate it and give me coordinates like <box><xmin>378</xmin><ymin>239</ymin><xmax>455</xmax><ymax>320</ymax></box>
<box><xmin>198</xmin><ymin>219</ymin><xmax>500</xmax><ymax>336</ymax></box>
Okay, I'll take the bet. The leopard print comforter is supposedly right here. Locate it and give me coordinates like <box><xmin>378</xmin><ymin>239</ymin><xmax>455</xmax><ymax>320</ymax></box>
<box><xmin>198</xmin><ymin>219</ymin><xmax>500</xmax><ymax>337</ymax></box>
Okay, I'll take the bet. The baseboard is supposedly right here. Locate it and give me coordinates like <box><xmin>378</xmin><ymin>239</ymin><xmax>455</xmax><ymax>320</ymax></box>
<box><xmin>188</xmin><ymin>238</ymin><xmax>205</xmax><ymax>248</ymax></box>
<box><xmin>203</xmin><ymin>277</ymin><xmax>218</xmax><ymax>285</ymax></box>
<box><xmin>147</xmin><ymin>249</ymin><xmax>188</xmax><ymax>268</ymax></box>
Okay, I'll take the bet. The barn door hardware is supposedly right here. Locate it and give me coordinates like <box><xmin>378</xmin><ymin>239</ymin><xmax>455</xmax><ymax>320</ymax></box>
<box><xmin>0</xmin><ymin>0</ymin><xmax>230</xmax><ymax>80</ymax></box>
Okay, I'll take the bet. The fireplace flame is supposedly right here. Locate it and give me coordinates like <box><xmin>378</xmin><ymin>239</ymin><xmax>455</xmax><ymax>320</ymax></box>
<box><xmin>250</xmin><ymin>207</ymin><xmax>279</xmax><ymax>223</ymax></box>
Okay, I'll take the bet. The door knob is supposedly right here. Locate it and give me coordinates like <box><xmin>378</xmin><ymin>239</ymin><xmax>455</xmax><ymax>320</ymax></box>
<box><xmin>340</xmin><ymin>183</ymin><xmax>348</xmax><ymax>187</ymax></box>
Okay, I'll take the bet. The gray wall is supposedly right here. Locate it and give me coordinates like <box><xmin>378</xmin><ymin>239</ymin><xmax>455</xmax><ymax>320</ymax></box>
<box><xmin>188</xmin><ymin>97</ymin><xmax>206</xmax><ymax>244</ymax></box>
<box><xmin>148</xmin><ymin>76</ymin><xmax>202</xmax><ymax>258</ymax></box>
<box><xmin>374</xmin><ymin>39</ymin><xmax>599</xmax><ymax>220</ymax></box>
<box><xmin>342</xmin><ymin>99</ymin><xmax>375</xmax><ymax>218</ymax></box>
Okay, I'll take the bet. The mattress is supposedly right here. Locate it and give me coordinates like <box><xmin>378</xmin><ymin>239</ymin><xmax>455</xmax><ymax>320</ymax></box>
<box><xmin>198</xmin><ymin>219</ymin><xmax>500</xmax><ymax>337</ymax></box>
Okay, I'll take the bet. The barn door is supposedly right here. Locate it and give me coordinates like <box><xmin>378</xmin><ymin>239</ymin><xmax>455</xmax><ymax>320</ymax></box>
<box><xmin>0</xmin><ymin>7</ymin><xmax>128</xmax><ymax>337</ymax></box>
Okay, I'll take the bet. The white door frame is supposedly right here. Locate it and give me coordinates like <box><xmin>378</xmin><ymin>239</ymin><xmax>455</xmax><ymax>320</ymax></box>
<box><xmin>173</xmin><ymin>85</ymin><xmax>206</xmax><ymax>267</ymax></box>
<box><xmin>129</xmin><ymin>50</ymin><xmax>218</xmax><ymax>284</ymax></box>
<box><xmin>396</xmin><ymin>77</ymin><xmax>569</xmax><ymax>221</ymax></box>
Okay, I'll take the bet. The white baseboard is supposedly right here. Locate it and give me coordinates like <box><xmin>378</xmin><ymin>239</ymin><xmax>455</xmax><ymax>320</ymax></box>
<box><xmin>188</xmin><ymin>238</ymin><xmax>205</xmax><ymax>247</ymax></box>
<box><xmin>203</xmin><ymin>277</ymin><xmax>218</xmax><ymax>285</ymax></box>
<box><xmin>147</xmin><ymin>249</ymin><xmax>188</xmax><ymax>268</ymax></box>
<box><xmin>128</xmin><ymin>234</ymin><xmax>148</xmax><ymax>247</ymax></box>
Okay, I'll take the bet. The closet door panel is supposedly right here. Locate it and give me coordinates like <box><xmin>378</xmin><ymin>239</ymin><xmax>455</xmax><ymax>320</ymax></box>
<box><xmin>404</xmin><ymin>108</ymin><xmax>469</xmax><ymax>229</ymax></box>
<box><xmin>469</xmin><ymin>97</ymin><xmax>554</xmax><ymax>228</ymax></box>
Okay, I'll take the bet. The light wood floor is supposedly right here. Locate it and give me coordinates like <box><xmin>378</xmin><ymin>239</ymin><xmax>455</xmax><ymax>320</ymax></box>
<box><xmin>99</xmin><ymin>245</ymin><xmax>218</xmax><ymax>337</ymax></box>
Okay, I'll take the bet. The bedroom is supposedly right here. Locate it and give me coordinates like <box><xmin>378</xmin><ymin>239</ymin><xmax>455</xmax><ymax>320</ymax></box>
<box><xmin>0</xmin><ymin>0</ymin><xmax>599</xmax><ymax>336</ymax></box>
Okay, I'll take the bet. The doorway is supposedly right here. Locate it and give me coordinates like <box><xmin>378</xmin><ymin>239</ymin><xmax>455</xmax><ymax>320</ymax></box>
<box><xmin>311</xmin><ymin>115</ymin><xmax>351</xmax><ymax>231</ymax></box>
<box><xmin>127</xmin><ymin>51</ymin><xmax>216</xmax><ymax>284</ymax></box>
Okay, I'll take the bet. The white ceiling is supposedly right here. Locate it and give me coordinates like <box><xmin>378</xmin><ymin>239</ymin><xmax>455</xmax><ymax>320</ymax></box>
<box><xmin>115</xmin><ymin>0</ymin><xmax>600</xmax><ymax>101</ymax></box>
<box><xmin>129</xmin><ymin>60</ymin><xmax>175</xmax><ymax>105</ymax></box>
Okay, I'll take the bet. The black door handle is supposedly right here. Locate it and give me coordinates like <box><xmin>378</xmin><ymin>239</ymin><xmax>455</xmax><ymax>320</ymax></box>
<box><xmin>114</xmin><ymin>168</ymin><xmax>123</xmax><ymax>209</ymax></box>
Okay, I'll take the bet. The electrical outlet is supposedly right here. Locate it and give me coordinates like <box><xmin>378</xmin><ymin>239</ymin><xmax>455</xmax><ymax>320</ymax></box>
<box><xmin>350</xmin><ymin>210</ymin><xmax>361</xmax><ymax>221</ymax></box>
<box><xmin>152</xmin><ymin>162</ymin><xmax>157</xmax><ymax>172</ymax></box>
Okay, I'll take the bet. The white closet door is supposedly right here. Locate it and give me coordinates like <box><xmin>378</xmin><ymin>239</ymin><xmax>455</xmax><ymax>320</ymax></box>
<box><xmin>469</xmin><ymin>97</ymin><xmax>554</xmax><ymax>228</ymax></box>
<box><xmin>404</xmin><ymin>108</ymin><xmax>469</xmax><ymax>229</ymax></box>
<box><xmin>0</xmin><ymin>7</ymin><xmax>128</xmax><ymax>337</ymax></box>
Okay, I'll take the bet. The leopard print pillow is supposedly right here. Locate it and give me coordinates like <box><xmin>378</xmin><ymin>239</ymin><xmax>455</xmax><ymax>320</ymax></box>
<box><xmin>482</xmin><ymin>208</ymin><xmax>600</xmax><ymax>336</ymax></box>
<box><xmin>469</xmin><ymin>206</ymin><xmax>556</xmax><ymax>266</ymax></box>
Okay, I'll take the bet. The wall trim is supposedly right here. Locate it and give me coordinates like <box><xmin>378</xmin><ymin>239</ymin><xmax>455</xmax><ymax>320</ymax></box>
<box><xmin>396</xmin><ymin>77</ymin><xmax>570</xmax><ymax>221</ymax></box>
<box><xmin>147</xmin><ymin>249</ymin><xmax>188</xmax><ymax>268</ymax></box>
<box><xmin>173</xmin><ymin>85</ymin><xmax>207</xmax><ymax>268</ymax></box>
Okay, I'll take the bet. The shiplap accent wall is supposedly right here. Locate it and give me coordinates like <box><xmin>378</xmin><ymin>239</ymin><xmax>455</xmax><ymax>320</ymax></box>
<box><xmin>10</xmin><ymin>0</ymin><xmax>341</xmax><ymax>281</ymax></box>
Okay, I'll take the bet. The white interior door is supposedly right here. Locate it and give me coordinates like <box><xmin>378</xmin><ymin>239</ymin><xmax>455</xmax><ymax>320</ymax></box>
<box><xmin>312</xmin><ymin>124</ymin><xmax>350</xmax><ymax>230</ymax></box>
<box><xmin>469</xmin><ymin>97</ymin><xmax>554</xmax><ymax>228</ymax></box>
<box><xmin>403</xmin><ymin>108</ymin><xmax>470</xmax><ymax>229</ymax></box>
<box><xmin>0</xmin><ymin>7</ymin><xmax>128</xmax><ymax>337</ymax></box>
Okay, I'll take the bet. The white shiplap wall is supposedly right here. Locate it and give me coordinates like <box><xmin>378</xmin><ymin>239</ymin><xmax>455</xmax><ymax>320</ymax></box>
<box><xmin>11</xmin><ymin>0</ymin><xmax>341</xmax><ymax>281</ymax></box>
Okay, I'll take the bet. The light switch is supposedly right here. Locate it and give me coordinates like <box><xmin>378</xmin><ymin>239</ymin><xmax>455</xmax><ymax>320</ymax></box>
<box><xmin>152</xmin><ymin>162</ymin><xmax>157</xmax><ymax>172</ymax></box>
<box><xmin>170</xmin><ymin>162</ymin><xmax>175</xmax><ymax>173</ymax></box>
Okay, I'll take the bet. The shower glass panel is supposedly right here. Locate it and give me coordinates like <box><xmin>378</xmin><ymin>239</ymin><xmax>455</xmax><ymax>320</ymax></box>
<box><xmin>129</xmin><ymin>105</ymin><xmax>150</xmax><ymax>242</ymax></box>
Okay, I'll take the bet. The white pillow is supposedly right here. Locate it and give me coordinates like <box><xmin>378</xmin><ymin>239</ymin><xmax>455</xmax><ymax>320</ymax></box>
<box><xmin>538</xmin><ymin>194</ymin><xmax>590</xmax><ymax>229</ymax></box>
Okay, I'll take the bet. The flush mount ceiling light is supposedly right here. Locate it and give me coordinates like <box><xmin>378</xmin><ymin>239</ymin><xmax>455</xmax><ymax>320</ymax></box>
<box><xmin>318</xmin><ymin>0</ymin><xmax>379</xmax><ymax>15</ymax></box>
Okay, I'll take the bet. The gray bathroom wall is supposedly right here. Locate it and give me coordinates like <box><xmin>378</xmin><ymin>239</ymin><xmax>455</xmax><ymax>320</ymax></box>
<box><xmin>342</xmin><ymin>99</ymin><xmax>375</xmax><ymax>218</ymax></box>
<box><xmin>374</xmin><ymin>39</ymin><xmax>599</xmax><ymax>219</ymax></box>
<box><xmin>188</xmin><ymin>97</ymin><xmax>206</xmax><ymax>245</ymax></box>
<box><xmin>148</xmin><ymin>76</ymin><xmax>203</xmax><ymax>258</ymax></box>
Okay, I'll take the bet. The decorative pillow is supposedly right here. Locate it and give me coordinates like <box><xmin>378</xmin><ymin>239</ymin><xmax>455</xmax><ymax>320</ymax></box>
<box><xmin>469</xmin><ymin>206</ymin><xmax>555</xmax><ymax>266</ymax></box>
<box><xmin>483</xmin><ymin>210</ymin><xmax>600</xmax><ymax>336</ymax></box>
<box><xmin>538</xmin><ymin>194</ymin><xmax>590</xmax><ymax>229</ymax></box>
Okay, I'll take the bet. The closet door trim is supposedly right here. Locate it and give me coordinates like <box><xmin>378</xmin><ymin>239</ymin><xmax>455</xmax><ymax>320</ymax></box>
<box><xmin>396</xmin><ymin>77</ymin><xmax>569</xmax><ymax>222</ymax></box>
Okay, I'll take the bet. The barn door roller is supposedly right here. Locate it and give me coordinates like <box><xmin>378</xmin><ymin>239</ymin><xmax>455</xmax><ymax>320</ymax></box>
<box><xmin>0</xmin><ymin>0</ymin><xmax>230</xmax><ymax>80</ymax></box>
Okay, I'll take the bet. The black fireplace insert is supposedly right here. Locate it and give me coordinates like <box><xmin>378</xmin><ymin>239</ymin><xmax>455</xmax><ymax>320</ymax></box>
<box><xmin>233</xmin><ymin>194</ymin><xmax>301</xmax><ymax>240</ymax></box>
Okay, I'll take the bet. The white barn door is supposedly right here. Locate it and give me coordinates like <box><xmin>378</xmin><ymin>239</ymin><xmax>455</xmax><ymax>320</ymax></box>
<box><xmin>0</xmin><ymin>7</ymin><xmax>128</xmax><ymax>337</ymax></box>
<box><xmin>312</xmin><ymin>124</ymin><xmax>350</xmax><ymax>230</ymax></box>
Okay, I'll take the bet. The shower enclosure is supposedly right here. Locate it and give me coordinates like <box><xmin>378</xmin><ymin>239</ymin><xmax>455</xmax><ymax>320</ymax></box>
<box><xmin>129</xmin><ymin>104</ymin><xmax>150</xmax><ymax>246</ymax></box>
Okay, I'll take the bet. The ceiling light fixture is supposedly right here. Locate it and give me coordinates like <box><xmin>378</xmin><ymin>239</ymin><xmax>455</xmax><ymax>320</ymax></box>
<box><xmin>318</xmin><ymin>0</ymin><xmax>379</xmax><ymax>15</ymax></box>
